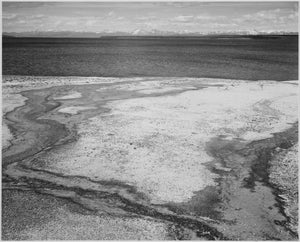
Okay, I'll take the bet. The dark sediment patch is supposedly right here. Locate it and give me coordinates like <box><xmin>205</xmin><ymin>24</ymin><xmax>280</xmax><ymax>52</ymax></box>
<box><xmin>162</xmin><ymin>123</ymin><xmax>298</xmax><ymax>240</ymax></box>
<box><xmin>240</xmin><ymin>124</ymin><xmax>298</xmax><ymax>237</ymax></box>
<box><xmin>2</xmin><ymin>90</ymin><xmax>71</xmax><ymax>167</ymax></box>
<box><xmin>242</xmin><ymin>123</ymin><xmax>298</xmax><ymax>189</ymax></box>
<box><xmin>205</xmin><ymin>124</ymin><xmax>297</xmax><ymax>239</ymax></box>
<box><xmin>163</xmin><ymin>186</ymin><xmax>222</xmax><ymax>220</ymax></box>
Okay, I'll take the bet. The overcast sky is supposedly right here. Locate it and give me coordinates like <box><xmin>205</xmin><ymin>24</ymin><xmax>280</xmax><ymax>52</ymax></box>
<box><xmin>2</xmin><ymin>2</ymin><xmax>298</xmax><ymax>33</ymax></box>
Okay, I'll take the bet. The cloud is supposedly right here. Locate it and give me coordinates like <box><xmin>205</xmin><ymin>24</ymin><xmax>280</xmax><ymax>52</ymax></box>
<box><xmin>209</xmin><ymin>23</ymin><xmax>238</xmax><ymax>28</ymax></box>
<box><xmin>234</xmin><ymin>8</ymin><xmax>298</xmax><ymax>24</ymax></box>
<box><xmin>108</xmin><ymin>11</ymin><xmax>115</xmax><ymax>17</ymax></box>
<box><xmin>3</xmin><ymin>2</ymin><xmax>47</xmax><ymax>9</ymax></box>
<box><xmin>195</xmin><ymin>15</ymin><xmax>226</xmax><ymax>21</ymax></box>
<box><xmin>27</xmin><ymin>14</ymin><xmax>46</xmax><ymax>20</ymax></box>
<box><xmin>172</xmin><ymin>15</ymin><xmax>194</xmax><ymax>22</ymax></box>
<box><xmin>3</xmin><ymin>13</ymin><xmax>17</xmax><ymax>20</ymax></box>
<box><xmin>172</xmin><ymin>14</ymin><xmax>226</xmax><ymax>23</ymax></box>
<box><xmin>136</xmin><ymin>16</ymin><xmax>156</xmax><ymax>21</ymax></box>
<box><xmin>163</xmin><ymin>2</ymin><xmax>197</xmax><ymax>8</ymax></box>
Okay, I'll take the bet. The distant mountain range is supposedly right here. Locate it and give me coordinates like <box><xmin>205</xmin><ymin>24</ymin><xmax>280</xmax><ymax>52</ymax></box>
<box><xmin>3</xmin><ymin>29</ymin><xmax>298</xmax><ymax>38</ymax></box>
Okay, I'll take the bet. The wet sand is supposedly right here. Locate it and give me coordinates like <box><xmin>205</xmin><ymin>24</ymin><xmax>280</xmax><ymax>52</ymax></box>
<box><xmin>2</xmin><ymin>76</ymin><xmax>298</xmax><ymax>240</ymax></box>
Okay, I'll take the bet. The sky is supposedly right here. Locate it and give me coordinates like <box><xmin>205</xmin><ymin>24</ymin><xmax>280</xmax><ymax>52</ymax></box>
<box><xmin>2</xmin><ymin>2</ymin><xmax>298</xmax><ymax>33</ymax></box>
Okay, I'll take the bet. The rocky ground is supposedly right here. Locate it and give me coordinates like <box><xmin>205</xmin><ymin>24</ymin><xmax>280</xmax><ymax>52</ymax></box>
<box><xmin>269</xmin><ymin>144</ymin><xmax>298</xmax><ymax>234</ymax></box>
<box><xmin>2</xmin><ymin>76</ymin><xmax>298</xmax><ymax>240</ymax></box>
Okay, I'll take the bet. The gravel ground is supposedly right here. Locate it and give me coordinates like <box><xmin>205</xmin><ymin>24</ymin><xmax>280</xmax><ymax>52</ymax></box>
<box><xmin>2</xmin><ymin>189</ymin><xmax>174</xmax><ymax>240</ymax></box>
<box><xmin>269</xmin><ymin>144</ymin><xmax>298</xmax><ymax>234</ymax></box>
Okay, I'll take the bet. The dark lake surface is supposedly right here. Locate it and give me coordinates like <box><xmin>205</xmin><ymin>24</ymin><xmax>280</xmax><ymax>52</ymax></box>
<box><xmin>2</xmin><ymin>36</ymin><xmax>298</xmax><ymax>80</ymax></box>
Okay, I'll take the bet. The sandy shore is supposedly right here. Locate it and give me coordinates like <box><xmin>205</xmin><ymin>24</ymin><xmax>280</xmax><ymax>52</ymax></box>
<box><xmin>2</xmin><ymin>75</ymin><xmax>298</xmax><ymax>240</ymax></box>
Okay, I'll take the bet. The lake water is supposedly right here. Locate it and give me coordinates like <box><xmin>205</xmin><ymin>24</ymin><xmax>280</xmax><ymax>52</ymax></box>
<box><xmin>2</xmin><ymin>36</ymin><xmax>298</xmax><ymax>80</ymax></box>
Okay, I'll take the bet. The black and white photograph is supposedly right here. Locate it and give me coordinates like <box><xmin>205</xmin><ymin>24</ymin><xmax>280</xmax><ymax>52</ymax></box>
<box><xmin>2</xmin><ymin>1</ymin><xmax>298</xmax><ymax>240</ymax></box>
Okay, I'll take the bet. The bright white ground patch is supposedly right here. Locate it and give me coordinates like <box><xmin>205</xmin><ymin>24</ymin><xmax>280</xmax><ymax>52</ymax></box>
<box><xmin>58</xmin><ymin>106</ymin><xmax>96</xmax><ymax>115</ymax></box>
<box><xmin>283</xmin><ymin>80</ymin><xmax>298</xmax><ymax>85</ymax></box>
<box><xmin>2</xmin><ymin>123</ymin><xmax>13</xmax><ymax>150</ymax></box>
<box><xmin>53</xmin><ymin>91</ymin><xmax>82</xmax><ymax>100</ymax></box>
<box><xmin>41</xmin><ymin>80</ymin><xmax>297</xmax><ymax>204</ymax></box>
<box><xmin>2</xmin><ymin>93</ymin><xmax>28</xmax><ymax>149</ymax></box>
<box><xmin>138</xmin><ymin>86</ymin><xmax>196</xmax><ymax>94</ymax></box>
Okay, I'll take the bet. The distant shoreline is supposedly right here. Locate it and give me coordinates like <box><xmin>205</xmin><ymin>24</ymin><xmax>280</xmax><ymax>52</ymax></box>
<box><xmin>3</xmin><ymin>34</ymin><xmax>298</xmax><ymax>39</ymax></box>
